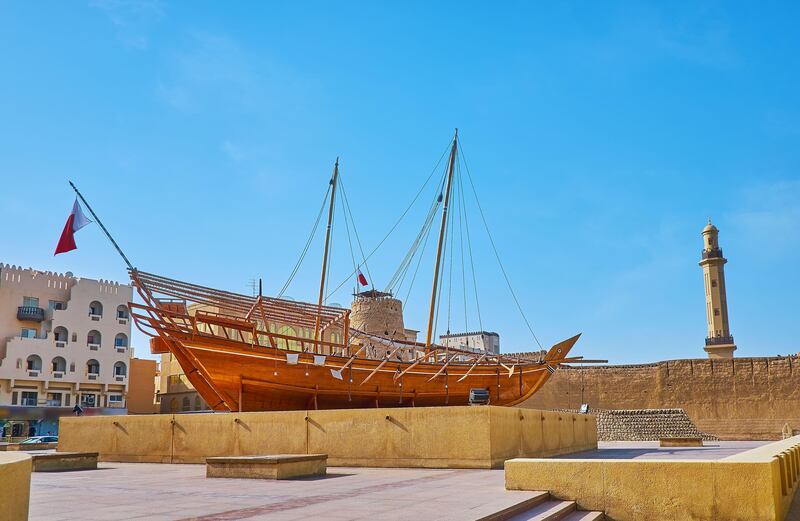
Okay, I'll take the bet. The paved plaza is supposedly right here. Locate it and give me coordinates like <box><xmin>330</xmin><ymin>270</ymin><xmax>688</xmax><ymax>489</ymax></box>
<box><xmin>30</xmin><ymin>463</ymin><xmax>538</xmax><ymax>521</ymax></box>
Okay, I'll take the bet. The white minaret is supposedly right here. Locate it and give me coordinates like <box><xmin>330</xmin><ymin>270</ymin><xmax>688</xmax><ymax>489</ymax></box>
<box><xmin>699</xmin><ymin>220</ymin><xmax>736</xmax><ymax>358</ymax></box>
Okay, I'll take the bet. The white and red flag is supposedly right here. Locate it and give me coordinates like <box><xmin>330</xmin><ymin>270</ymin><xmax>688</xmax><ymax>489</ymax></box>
<box><xmin>357</xmin><ymin>269</ymin><xmax>368</xmax><ymax>286</ymax></box>
<box><xmin>54</xmin><ymin>198</ymin><xmax>92</xmax><ymax>255</ymax></box>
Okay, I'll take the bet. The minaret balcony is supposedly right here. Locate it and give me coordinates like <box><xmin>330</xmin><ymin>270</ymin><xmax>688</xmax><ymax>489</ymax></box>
<box><xmin>701</xmin><ymin>248</ymin><xmax>724</xmax><ymax>260</ymax></box>
<box><xmin>705</xmin><ymin>335</ymin><xmax>734</xmax><ymax>346</ymax></box>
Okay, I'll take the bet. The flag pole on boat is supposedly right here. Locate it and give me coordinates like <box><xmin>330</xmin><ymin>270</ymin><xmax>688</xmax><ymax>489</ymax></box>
<box><xmin>68</xmin><ymin>181</ymin><xmax>135</xmax><ymax>271</ymax></box>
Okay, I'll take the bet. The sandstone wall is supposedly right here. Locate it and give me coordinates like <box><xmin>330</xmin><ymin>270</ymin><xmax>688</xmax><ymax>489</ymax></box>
<box><xmin>522</xmin><ymin>356</ymin><xmax>800</xmax><ymax>440</ymax></box>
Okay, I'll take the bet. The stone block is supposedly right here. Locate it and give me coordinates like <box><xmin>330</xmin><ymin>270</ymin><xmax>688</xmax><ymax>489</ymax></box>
<box><xmin>32</xmin><ymin>452</ymin><xmax>98</xmax><ymax>472</ymax></box>
<box><xmin>206</xmin><ymin>454</ymin><xmax>326</xmax><ymax>479</ymax></box>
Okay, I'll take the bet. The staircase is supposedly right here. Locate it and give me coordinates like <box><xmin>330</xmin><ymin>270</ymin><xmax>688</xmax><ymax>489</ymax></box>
<box><xmin>480</xmin><ymin>491</ymin><xmax>604</xmax><ymax>521</ymax></box>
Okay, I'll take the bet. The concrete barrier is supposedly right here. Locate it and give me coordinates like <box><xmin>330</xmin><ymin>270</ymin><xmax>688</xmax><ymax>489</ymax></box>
<box><xmin>0</xmin><ymin>453</ymin><xmax>31</xmax><ymax>521</ymax></box>
<box><xmin>505</xmin><ymin>434</ymin><xmax>800</xmax><ymax>521</ymax></box>
<box><xmin>59</xmin><ymin>406</ymin><xmax>597</xmax><ymax>468</ymax></box>
<box><xmin>0</xmin><ymin>442</ymin><xmax>58</xmax><ymax>451</ymax></box>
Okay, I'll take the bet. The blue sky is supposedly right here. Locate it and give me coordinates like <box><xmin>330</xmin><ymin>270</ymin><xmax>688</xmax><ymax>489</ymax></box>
<box><xmin>1</xmin><ymin>1</ymin><xmax>798</xmax><ymax>364</ymax></box>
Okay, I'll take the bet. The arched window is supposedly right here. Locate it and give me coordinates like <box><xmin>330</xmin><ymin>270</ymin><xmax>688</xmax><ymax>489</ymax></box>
<box><xmin>169</xmin><ymin>398</ymin><xmax>178</xmax><ymax>413</ymax></box>
<box><xmin>51</xmin><ymin>356</ymin><xmax>66</xmax><ymax>373</ymax></box>
<box><xmin>26</xmin><ymin>355</ymin><xmax>42</xmax><ymax>371</ymax></box>
<box><xmin>114</xmin><ymin>333</ymin><xmax>128</xmax><ymax>348</ymax></box>
<box><xmin>277</xmin><ymin>326</ymin><xmax>300</xmax><ymax>351</ymax></box>
<box><xmin>87</xmin><ymin>359</ymin><xmax>100</xmax><ymax>375</ymax></box>
<box><xmin>89</xmin><ymin>301</ymin><xmax>103</xmax><ymax>317</ymax></box>
<box><xmin>194</xmin><ymin>396</ymin><xmax>201</xmax><ymax>411</ymax></box>
<box><xmin>116</xmin><ymin>305</ymin><xmax>129</xmax><ymax>319</ymax></box>
<box><xmin>113</xmin><ymin>361</ymin><xmax>127</xmax><ymax>376</ymax></box>
<box><xmin>53</xmin><ymin>326</ymin><xmax>68</xmax><ymax>343</ymax></box>
<box><xmin>182</xmin><ymin>397</ymin><xmax>191</xmax><ymax>411</ymax></box>
<box><xmin>87</xmin><ymin>330</ymin><xmax>101</xmax><ymax>346</ymax></box>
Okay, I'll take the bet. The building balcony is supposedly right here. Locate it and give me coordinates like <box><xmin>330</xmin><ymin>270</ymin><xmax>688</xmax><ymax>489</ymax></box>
<box><xmin>17</xmin><ymin>306</ymin><xmax>45</xmax><ymax>322</ymax></box>
<box><xmin>701</xmin><ymin>248</ymin><xmax>724</xmax><ymax>260</ymax></box>
<box><xmin>705</xmin><ymin>335</ymin><xmax>734</xmax><ymax>346</ymax></box>
<box><xmin>53</xmin><ymin>371</ymin><xmax>65</xmax><ymax>379</ymax></box>
<box><xmin>88</xmin><ymin>343</ymin><xmax>100</xmax><ymax>351</ymax></box>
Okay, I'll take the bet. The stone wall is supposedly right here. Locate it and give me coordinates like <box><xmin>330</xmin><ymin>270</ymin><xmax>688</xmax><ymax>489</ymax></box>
<box><xmin>595</xmin><ymin>409</ymin><xmax>717</xmax><ymax>442</ymax></box>
<box><xmin>522</xmin><ymin>356</ymin><xmax>800</xmax><ymax>440</ymax></box>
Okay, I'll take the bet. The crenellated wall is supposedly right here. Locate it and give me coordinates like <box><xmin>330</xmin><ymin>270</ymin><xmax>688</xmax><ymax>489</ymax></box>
<box><xmin>522</xmin><ymin>356</ymin><xmax>800</xmax><ymax>440</ymax></box>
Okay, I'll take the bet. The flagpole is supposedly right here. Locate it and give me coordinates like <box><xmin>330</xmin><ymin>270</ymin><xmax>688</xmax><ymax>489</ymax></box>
<box><xmin>68</xmin><ymin>181</ymin><xmax>135</xmax><ymax>271</ymax></box>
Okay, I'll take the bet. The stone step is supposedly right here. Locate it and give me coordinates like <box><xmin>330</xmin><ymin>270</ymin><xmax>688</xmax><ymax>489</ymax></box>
<box><xmin>507</xmin><ymin>499</ymin><xmax>576</xmax><ymax>520</ymax></box>
<box><xmin>561</xmin><ymin>511</ymin><xmax>605</xmax><ymax>521</ymax></box>
<box><xmin>476</xmin><ymin>491</ymin><xmax>550</xmax><ymax>521</ymax></box>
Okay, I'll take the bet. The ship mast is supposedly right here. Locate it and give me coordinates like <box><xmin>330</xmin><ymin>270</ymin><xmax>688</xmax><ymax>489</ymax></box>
<box><xmin>425</xmin><ymin>129</ymin><xmax>458</xmax><ymax>351</ymax></box>
<box><xmin>315</xmin><ymin>158</ymin><xmax>339</xmax><ymax>351</ymax></box>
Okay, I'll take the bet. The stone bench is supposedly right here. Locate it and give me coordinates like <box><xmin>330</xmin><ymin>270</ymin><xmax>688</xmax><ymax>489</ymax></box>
<box><xmin>659</xmin><ymin>437</ymin><xmax>703</xmax><ymax>447</ymax></box>
<box><xmin>206</xmin><ymin>454</ymin><xmax>327</xmax><ymax>480</ymax></box>
<box><xmin>32</xmin><ymin>452</ymin><xmax>98</xmax><ymax>472</ymax></box>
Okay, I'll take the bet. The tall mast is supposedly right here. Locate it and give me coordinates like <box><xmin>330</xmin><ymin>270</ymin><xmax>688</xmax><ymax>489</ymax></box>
<box><xmin>425</xmin><ymin>129</ymin><xmax>458</xmax><ymax>350</ymax></box>
<box><xmin>315</xmin><ymin>158</ymin><xmax>339</xmax><ymax>348</ymax></box>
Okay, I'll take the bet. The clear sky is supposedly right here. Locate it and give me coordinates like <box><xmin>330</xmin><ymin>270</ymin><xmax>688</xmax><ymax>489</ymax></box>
<box><xmin>1</xmin><ymin>1</ymin><xmax>798</xmax><ymax>364</ymax></box>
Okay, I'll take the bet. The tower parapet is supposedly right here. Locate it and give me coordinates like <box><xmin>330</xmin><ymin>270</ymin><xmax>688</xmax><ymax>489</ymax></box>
<box><xmin>699</xmin><ymin>220</ymin><xmax>736</xmax><ymax>358</ymax></box>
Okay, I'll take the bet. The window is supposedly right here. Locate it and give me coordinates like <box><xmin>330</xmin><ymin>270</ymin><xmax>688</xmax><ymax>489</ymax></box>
<box><xmin>87</xmin><ymin>359</ymin><xmax>100</xmax><ymax>375</ymax></box>
<box><xmin>26</xmin><ymin>355</ymin><xmax>42</xmax><ymax>371</ymax></box>
<box><xmin>80</xmin><ymin>394</ymin><xmax>96</xmax><ymax>407</ymax></box>
<box><xmin>21</xmin><ymin>328</ymin><xmax>37</xmax><ymax>339</ymax></box>
<box><xmin>89</xmin><ymin>301</ymin><xmax>103</xmax><ymax>316</ymax></box>
<box><xmin>87</xmin><ymin>330</ymin><xmax>101</xmax><ymax>346</ymax></box>
<box><xmin>711</xmin><ymin>280</ymin><xmax>717</xmax><ymax>288</ymax></box>
<box><xmin>21</xmin><ymin>391</ymin><xmax>38</xmax><ymax>406</ymax></box>
<box><xmin>114</xmin><ymin>361</ymin><xmax>127</xmax><ymax>376</ymax></box>
<box><xmin>114</xmin><ymin>333</ymin><xmax>128</xmax><ymax>347</ymax></box>
<box><xmin>48</xmin><ymin>300</ymin><xmax>65</xmax><ymax>310</ymax></box>
<box><xmin>22</xmin><ymin>296</ymin><xmax>39</xmax><ymax>308</ymax></box>
<box><xmin>194</xmin><ymin>396</ymin><xmax>202</xmax><ymax>411</ymax></box>
<box><xmin>53</xmin><ymin>326</ymin><xmax>68</xmax><ymax>342</ymax></box>
<box><xmin>714</xmin><ymin>308</ymin><xmax>720</xmax><ymax>316</ymax></box>
<box><xmin>51</xmin><ymin>357</ymin><xmax>66</xmax><ymax>372</ymax></box>
<box><xmin>182</xmin><ymin>397</ymin><xmax>191</xmax><ymax>411</ymax></box>
<box><xmin>116</xmin><ymin>305</ymin><xmax>129</xmax><ymax>319</ymax></box>
<box><xmin>109</xmin><ymin>394</ymin><xmax>123</xmax><ymax>403</ymax></box>
<box><xmin>46</xmin><ymin>393</ymin><xmax>62</xmax><ymax>406</ymax></box>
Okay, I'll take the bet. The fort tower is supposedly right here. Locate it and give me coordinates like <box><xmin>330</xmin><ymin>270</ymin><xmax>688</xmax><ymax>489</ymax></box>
<box><xmin>699</xmin><ymin>220</ymin><xmax>736</xmax><ymax>358</ymax></box>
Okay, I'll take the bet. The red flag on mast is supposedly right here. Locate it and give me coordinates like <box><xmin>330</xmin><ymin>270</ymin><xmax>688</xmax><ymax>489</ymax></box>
<box><xmin>357</xmin><ymin>269</ymin><xmax>368</xmax><ymax>286</ymax></box>
<box><xmin>54</xmin><ymin>198</ymin><xmax>92</xmax><ymax>255</ymax></box>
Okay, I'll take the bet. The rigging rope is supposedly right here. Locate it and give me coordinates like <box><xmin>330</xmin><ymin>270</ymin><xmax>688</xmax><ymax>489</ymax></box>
<box><xmin>458</xmin><ymin>144</ymin><xmax>543</xmax><ymax>349</ymax></box>
<box><xmin>458</xmin><ymin>156</ymin><xmax>483</xmax><ymax>332</ymax></box>
<box><xmin>277</xmin><ymin>183</ymin><xmax>331</xmax><ymax>298</ymax></box>
<box><xmin>338</xmin><ymin>175</ymin><xmax>374</xmax><ymax>288</ymax></box>
<box><xmin>325</xmin><ymin>140</ymin><xmax>453</xmax><ymax>301</ymax></box>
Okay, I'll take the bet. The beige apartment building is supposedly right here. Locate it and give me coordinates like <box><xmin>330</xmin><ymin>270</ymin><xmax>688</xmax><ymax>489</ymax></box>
<box><xmin>0</xmin><ymin>263</ymin><xmax>136</xmax><ymax>434</ymax></box>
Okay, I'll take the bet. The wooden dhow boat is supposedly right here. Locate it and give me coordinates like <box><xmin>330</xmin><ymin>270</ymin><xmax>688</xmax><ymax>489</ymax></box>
<box><xmin>69</xmin><ymin>130</ymin><xmax>598</xmax><ymax>412</ymax></box>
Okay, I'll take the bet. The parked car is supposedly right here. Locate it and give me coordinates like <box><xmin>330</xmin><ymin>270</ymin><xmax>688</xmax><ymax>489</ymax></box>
<box><xmin>20</xmin><ymin>436</ymin><xmax>58</xmax><ymax>444</ymax></box>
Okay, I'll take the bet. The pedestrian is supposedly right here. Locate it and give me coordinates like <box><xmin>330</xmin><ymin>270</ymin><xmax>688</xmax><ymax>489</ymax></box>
<box><xmin>72</xmin><ymin>404</ymin><xmax>83</xmax><ymax>416</ymax></box>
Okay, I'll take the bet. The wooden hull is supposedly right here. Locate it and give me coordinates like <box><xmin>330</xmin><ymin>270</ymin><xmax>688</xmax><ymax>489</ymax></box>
<box><xmin>161</xmin><ymin>332</ymin><xmax>579</xmax><ymax>411</ymax></box>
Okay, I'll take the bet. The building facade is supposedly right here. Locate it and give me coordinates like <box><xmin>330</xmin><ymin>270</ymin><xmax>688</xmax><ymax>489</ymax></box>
<box><xmin>439</xmin><ymin>331</ymin><xmax>500</xmax><ymax>355</ymax></box>
<box><xmin>699</xmin><ymin>221</ymin><xmax>736</xmax><ymax>358</ymax></box>
<box><xmin>0</xmin><ymin>263</ymin><xmax>134</xmax><ymax>435</ymax></box>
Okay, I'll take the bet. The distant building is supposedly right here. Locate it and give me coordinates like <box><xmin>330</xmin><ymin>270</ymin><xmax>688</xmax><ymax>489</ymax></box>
<box><xmin>157</xmin><ymin>352</ymin><xmax>208</xmax><ymax>413</ymax></box>
<box><xmin>127</xmin><ymin>358</ymin><xmax>158</xmax><ymax>414</ymax></box>
<box><xmin>0</xmin><ymin>263</ymin><xmax>137</xmax><ymax>436</ymax></box>
<box><xmin>699</xmin><ymin>221</ymin><xmax>737</xmax><ymax>358</ymax></box>
<box><xmin>439</xmin><ymin>331</ymin><xmax>500</xmax><ymax>356</ymax></box>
